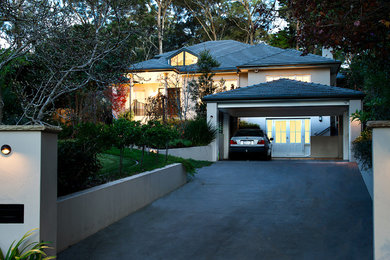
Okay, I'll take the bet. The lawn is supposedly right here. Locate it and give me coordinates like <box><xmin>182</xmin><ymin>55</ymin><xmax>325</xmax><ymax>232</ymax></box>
<box><xmin>97</xmin><ymin>147</ymin><xmax>212</xmax><ymax>180</ymax></box>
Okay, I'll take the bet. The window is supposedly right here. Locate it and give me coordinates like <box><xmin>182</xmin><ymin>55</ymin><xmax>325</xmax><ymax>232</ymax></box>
<box><xmin>289</xmin><ymin>120</ymin><xmax>302</xmax><ymax>143</ymax></box>
<box><xmin>158</xmin><ymin>88</ymin><xmax>181</xmax><ymax>117</ymax></box>
<box><xmin>275</xmin><ymin>120</ymin><xmax>287</xmax><ymax>143</ymax></box>
<box><xmin>266</xmin><ymin>75</ymin><xmax>311</xmax><ymax>82</ymax></box>
<box><xmin>304</xmin><ymin>119</ymin><xmax>311</xmax><ymax>144</ymax></box>
<box><xmin>222</xmin><ymin>79</ymin><xmax>237</xmax><ymax>90</ymax></box>
<box><xmin>170</xmin><ymin>51</ymin><xmax>198</xmax><ymax>66</ymax></box>
<box><xmin>267</xmin><ymin>120</ymin><xmax>272</xmax><ymax>139</ymax></box>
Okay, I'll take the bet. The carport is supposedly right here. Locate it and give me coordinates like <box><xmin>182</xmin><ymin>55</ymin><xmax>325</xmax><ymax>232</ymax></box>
<box><xmin>204</xmin><ymin>79</ymin><xmax>365</xmax><ymax>161</ymax></box>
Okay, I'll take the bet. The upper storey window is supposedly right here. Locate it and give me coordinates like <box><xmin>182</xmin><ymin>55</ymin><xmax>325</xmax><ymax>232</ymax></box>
<box><xmin>170</xmin><ymin>51</ymin><xmax>198</xmax><ymax>66</ymax></box>
<box><xmin>266</xmin><ymin>75</ymin><xmax>311</xmax><ymax>83</ymax></box>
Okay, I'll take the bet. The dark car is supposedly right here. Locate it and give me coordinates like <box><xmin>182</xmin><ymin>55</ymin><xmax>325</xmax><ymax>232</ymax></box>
<box><xmin>229</xmin><ymin>129</ymin><xmax>272</xmax><ymax>160</ymax></box>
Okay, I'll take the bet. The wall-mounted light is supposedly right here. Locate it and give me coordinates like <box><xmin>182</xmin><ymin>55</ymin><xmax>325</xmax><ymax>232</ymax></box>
<box><xmin>1</xmin><ymin>145</ymin><xmax>11</xmax><ymax>156</ymax></box>
<box><xmin>319</xmin><ymin>116</ymin><xmax>323</xmax><ymax>122</ymax></box>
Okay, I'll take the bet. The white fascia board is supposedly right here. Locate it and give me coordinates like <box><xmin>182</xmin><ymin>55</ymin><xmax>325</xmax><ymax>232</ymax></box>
<box><xmin>218</xmin><ymin>100</ymin><xmax>349</xmax><ymax>109</ymax></box>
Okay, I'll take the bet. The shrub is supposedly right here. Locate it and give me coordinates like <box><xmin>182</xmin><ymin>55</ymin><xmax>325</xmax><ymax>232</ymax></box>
<box><xmin>239</xmin><ymin>120</ymin><xmax>260</xmax><ymax>129</ymax></box>
<box><xmin>58</xmin><ymin>140</ymin><xmax>102</xmax><ymax>196</ymax></box>
<box><xmin>169</xmin><ymin>138</ymin><xmax>193</xmax><ymax>148</ymax></box>
<box><xmin>352</xmin><ymin>130</ymin><xmax>372</xmax><ymax>169</ymax></box>
<box><xmin>183</xmin><ymin>118</ymin><xmax>216</xmax><ymax>146</ymax></box>
<box><xmin>110</xmin><ymin>119</ymin><xmax>141</xmax><ymax>175</ymax></box>
<box><xmin>58</xmin><ymin>122</ymin><xmax>111</xmax><ymax>196</ymax></box>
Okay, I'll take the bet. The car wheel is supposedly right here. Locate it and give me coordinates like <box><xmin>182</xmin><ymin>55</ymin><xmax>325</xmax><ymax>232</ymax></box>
<box><xmin>265</xmin><ymin>149</ymin><xmax>272</xmax><ymax>161</ymax></box>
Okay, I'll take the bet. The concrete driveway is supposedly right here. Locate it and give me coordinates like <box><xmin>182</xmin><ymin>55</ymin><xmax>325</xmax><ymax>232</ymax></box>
<box><xmin>58</xmin><ymin>160</ymin><xmax>372</xmax><ymax>260</ymax></box>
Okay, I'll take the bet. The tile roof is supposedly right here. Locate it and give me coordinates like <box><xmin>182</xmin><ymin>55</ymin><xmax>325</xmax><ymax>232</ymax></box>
<box><xmin>203</xmin><ymin>79</ymin><xmax>364</xmax><ymax>101</ymax></box>
<box><xmin>130</xmin><ymin>40</ymin><xmax>340</xmax><ymax>72</ymax></box>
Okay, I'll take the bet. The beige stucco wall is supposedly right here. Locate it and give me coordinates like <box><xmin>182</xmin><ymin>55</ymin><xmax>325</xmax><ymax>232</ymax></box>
<box><xmin>239</xmin><ymin>72</ymin><xmax>248</xmax><ymax>87</ymax></box>
<box><xmin>247</xmin><ymin>67</ymin><xmax>331</xmax><ymax>86</ymax></box>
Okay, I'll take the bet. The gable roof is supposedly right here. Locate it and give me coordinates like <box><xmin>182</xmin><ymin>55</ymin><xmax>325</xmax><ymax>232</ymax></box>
<box><xmin>131</xmin><ymin>40</ymin><xmax>341</xmax><ymax>72</ymax></box>
<box><xmin>203</xmin><ymin>79</ymin><xmax>364</xmax><ymax>101</ymax></box>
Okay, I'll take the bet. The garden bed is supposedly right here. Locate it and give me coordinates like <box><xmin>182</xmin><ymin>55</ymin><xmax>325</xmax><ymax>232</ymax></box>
<box><xmin>59</xmin><ymin>147</ymin><xmax>212</xmax><ymax>196</ymax></box>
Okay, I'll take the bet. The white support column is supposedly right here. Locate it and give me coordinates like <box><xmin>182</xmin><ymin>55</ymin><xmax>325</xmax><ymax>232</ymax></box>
<box><xmin>368</xmin><ymin>121</ymin><xmax>390</xmax><ymax>260</ymax></box>
<box><xmin>349</xmin><ymin>99</ymin><xmax>362</xmax><ymax>161</ymax></box>
<box><xmin>207</xmin><ymin>102</ymin><xmax>219</xmax><ymax>161</ymax></box>
<box><xmin>223</xmin><ymin>113</ymin><xmax>230</xmax><ymax>160</ymax></box>
<box><xmin>0</xmin><ymin>126</ymin><xmax>59</xmax><ymax>257</ymax></box>
<box><xmin>343</xmin><ymin>111</ymin><xmax>349</xmax><ymax>160</ymax></box>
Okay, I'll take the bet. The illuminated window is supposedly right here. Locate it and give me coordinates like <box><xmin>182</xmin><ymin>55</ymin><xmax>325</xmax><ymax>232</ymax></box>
<box><xmin>304</xmin><ymin>119</ymin><xmax>311</xmax><ymax>144</ymax></box>
<box><xmin>170</xmin><ymin>51</ymin><xmax>198</xmax><ymax>66</ymax></box>
<box><xmin>275</xmin><ymin>120</ymin><xmax>287</xmax><ymax>143</ymax></box>
<box><xmin>266</xmin><ymin>75</ymin><xmax>311</xmax><ymax>82</ymax></box>
<box><xmin>267</xmin><ymin>120</ymin><xmax>272</xmax><ymax>139</ymax></box>
<box><xmin>290</xmin><ymin>120</ymin><xmax>302</xmax><ymax>143</ymax></box>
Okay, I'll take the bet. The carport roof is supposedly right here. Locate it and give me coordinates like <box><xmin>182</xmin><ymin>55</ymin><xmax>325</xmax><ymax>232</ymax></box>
<box><xmin>203</xmin><ymin>79</ymin><xmax>365</xmax><ymax>101</ymax></box>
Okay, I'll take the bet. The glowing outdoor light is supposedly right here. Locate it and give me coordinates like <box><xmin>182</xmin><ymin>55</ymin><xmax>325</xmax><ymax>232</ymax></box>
<box><xmin>1</xmin><ymin>145</ymin><xmax>11</xmax><ymax>155</ymax></box>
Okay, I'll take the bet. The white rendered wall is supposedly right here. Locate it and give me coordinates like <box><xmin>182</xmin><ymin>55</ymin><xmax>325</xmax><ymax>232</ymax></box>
<box><xmin>349</xmin><ymin>100</ymin><xmax>362</xmax><ymax>161</ymax></box>
<box><xmin>371</xmin><ymin>124</ymin><xmax>390</xmax><ymax>260</ymax></box>
<box><xmin>223</xmin><ymin>113</ymin><xmax>230</xmax><ymax>159</ymax></box>
<box><xmin>207</xmin><ymin>102</ymin><xmax>219</xmax><ymax>161</ymax></box>
<box><xmin>0</xmin><ymin>128</ymin><xmax>58</xmax><ymax>255</ymax></box>
<box><xmin>0</xmin><ymin>131</ymin><xmax>41</xmax><ymax>249</ymax></box>
<box><xmin>247</xmin><ymin>67</ymin><xmax>331</xmax><ymax>86</ymax></box>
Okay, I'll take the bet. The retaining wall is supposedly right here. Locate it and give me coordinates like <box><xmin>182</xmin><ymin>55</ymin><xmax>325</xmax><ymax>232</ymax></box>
<box><xmin>57</xmin><ymin>163</ymin><xmax>186</xmax><ymax>252</ymax></box>
<box><xmin>157</xmin><ymin>145</ymin><xmax>213</xmax><ymax>161</ymax></box>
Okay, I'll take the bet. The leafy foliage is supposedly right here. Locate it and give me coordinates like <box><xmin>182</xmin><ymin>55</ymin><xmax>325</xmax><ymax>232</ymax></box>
<box><xmin>352</xmin><ymin>130</ymin><xmax>372</xmax><ymax>169</ymax></box>
<box><xmin>107</xmin><ymin>84</ymin><xmax>130</xmax><ymax>116</ymax></box>
<box><xmin>289</xmin><ymin>0</ymin><xmax>390</xmax><ymax>57</ymax></box>
<box><xmin>110</xmin><ymin>119</ymin><xmax>142</xmax><ymax>174</ymax></box>
<box><xmin>348</xmin><ymin>53</ymin><xmax>390</xmax><ymax>125</ymax></box>
<box><xmin>0</xmin><ymin>229</ymin><xmax>55</xmax><ymax>260</ymax></box>
<box><xmin>58</xmin><ymin>123</ymin><xmax>111</xmax><ymax>196</ymax></box>
<box><xmin>144</xmin><ymin>120</ymin><xmax>178</xmax><ymax>149</ymax></box>
<box><xmin>189</xmin><ymin>50</ymin><xmax>222</xmax><ymax>117</ymax></box>
<box><xmin>183</xmin><ymin>118</ymin><xmax>217</xmax><ymax>146</ymax></box>
<box><xmin>239</xmin><ymin>120</ymin><xmax>261</xmax><ymax>129</ymax></box>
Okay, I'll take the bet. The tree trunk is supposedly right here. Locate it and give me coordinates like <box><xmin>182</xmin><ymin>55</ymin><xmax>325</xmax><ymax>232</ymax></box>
<box><xmin>140</xmin><ymin>145</ymin><xmax>145</xmax><ymax>168</ymax></box>
<box><xmin>0</xmin><ymin>85</ymin><xmax>3</xmax><ymax>124</ymax></box>
<box><xmin>157</xmin><ymin>3</ymin><xmax>163</xmax><ymax>54</ymax></box>
<box><xmin>119</xmin><ymin>148</ymin><xmax>124</xmax><ymax>175</ymax></box>
<box><xmin>165</xmin><ymin>143</ymin><xmax>168</xmax><ymax>162</ymax></box>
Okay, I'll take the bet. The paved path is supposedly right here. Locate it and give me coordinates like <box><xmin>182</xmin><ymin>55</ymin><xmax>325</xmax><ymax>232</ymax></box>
<box><xmin>58</xmin><ymin>160</ymin><xmax>372</xmax><ymax>260</ymax></box>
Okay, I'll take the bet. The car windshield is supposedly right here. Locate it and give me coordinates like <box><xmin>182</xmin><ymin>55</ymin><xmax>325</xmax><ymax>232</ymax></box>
<box><xmin>234</xmin><ymin>129</ymin><xmax>264</xmax><ymax>137</ymax></box>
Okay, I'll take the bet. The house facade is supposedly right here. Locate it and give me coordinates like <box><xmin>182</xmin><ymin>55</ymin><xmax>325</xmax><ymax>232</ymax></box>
<box><xmin>127</xmin><ymin>40</ymin><xmax>363</xmax><ymax>161</ymax></box>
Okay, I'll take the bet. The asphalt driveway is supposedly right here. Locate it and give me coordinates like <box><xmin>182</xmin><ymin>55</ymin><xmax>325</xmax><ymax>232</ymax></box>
<box><xmin>58</xmin><ymin>160</ymin><xmax>372</xmax><ymax>260</ymax></box>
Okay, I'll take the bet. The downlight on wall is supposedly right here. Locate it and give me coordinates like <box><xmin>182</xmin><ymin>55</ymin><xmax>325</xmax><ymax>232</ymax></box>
<box><xmin>1</xmin><ymin>145</ymin><xmax>11</xmax><ymax>156</ymax></box>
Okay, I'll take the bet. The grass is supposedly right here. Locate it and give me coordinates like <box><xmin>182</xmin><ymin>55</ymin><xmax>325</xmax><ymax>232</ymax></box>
<box><xmin>97</xmin><ymin>147</ymin><xmax>212</xmax><ymax>181</ymax></box>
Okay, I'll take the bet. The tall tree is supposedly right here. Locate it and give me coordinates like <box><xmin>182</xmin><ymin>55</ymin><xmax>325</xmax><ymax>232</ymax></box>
<box><xmin>156</xmin><ymin>0</ymin><xmax>172</xmax><ymax>54</ymax></box>
<box><xmin>0</xmin><ymin>0</ymin><xmax>62</xmax><ymax>123</ymax></box>
<box><xmin>289</xmin><ymin>0</ymin><xmax>390</xmax><ymax>57</ymax></box>
<box><xmin>228</xmin><ymin>0</ymin><xmax>276</xmax><ymax>45</ymax></box>
<box><xmin>183</xmin><ymin>0</ymin><xmax>229</xmax><ymax>41</ymax></box>
<box><xmin>8</xmin><ymin>0</ymin><xmax>135</xmax><ymax>125</ymax></box>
